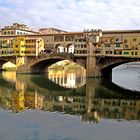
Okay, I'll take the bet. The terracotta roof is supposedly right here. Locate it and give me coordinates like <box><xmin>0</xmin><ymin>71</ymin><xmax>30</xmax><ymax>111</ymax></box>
<box><xmin>1</xmin><ymin>29</ymin><xmax>140</xmax><ymax>38</ymax></box>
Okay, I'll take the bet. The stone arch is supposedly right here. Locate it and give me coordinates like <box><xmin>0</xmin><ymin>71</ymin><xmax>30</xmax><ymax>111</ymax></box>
<box><xmin>0</xmin><ymin>60</ymin><xmax>8</xmax><ymax>70</ymax></box>
<box><xmin>0</xmin><ymin>56</ymin><xmax>17</xmax><ymax>70</ymax></box>
<box><xmin>28</xmin><ymin>56</ymin><xmax>86</xmax><ymax>74</ymax></box>
<box><xmin>55</xmin><ymin>44</ymin><xmax>65</xmax><ymax>53</ymax></box>
<box><xmin>100</xmin><ymin>57</ymin><xmax>140</xmax><ymax>77</ymax></box>
<box><xmin>65</xmin><ymin>44</ymin><xmax>74</xmax><ymax>53</ymax></box>
<box><xmin>30</xmin><ymin>57</ymin><xmax>66</xmax><ymax>73</ymax></box>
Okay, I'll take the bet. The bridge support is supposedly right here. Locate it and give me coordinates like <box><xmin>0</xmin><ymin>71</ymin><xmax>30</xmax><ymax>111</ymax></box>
<box><xmin>86</xmin><ymin>41</ymin><xmax>101</xmax><ymax>78</ymax></box>
<box><xmin>86</xmin><ymin>55</ymin><xmax>101</xmax><ymax>78</ymax></box>
<box><xmin>86</xmin><ymin>78</ymin><xmax>96</xmax><ymax>113</ymax></box>
<box><xmin>85</xmin><ymin>78</ymin><xmax>101</xmax><ymax>123</ymax></box>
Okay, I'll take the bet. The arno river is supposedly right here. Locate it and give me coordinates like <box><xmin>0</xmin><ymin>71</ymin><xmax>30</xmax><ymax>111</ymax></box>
<box><xmin>0</xmin><ymin>64</ymin><xmax>140</xmax><ymax>140</ymax></box>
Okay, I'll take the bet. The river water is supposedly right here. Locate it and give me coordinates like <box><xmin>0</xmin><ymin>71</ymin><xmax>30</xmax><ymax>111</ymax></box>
<box><xmin>0</xmin><ymin>64</ymin><xmax>140</xmax><ymax>140</ymax></box>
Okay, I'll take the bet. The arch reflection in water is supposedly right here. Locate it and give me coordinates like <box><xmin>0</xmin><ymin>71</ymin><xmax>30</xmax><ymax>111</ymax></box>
<box><xmin>112</xmin><ymin>63</ymin><xmax>140</xmax><ymax>91</ymax></box>
<box><xmin>0</xmin><ymin>72</ymin><xmax>140</xmax><ymax>123</ymax></box>
<box><xmin>48</xmin><ymin>68</ymin><xmax>86</xmax><ymax>88</ymax></box>
<box><xmin>2</xmin><ymin>71</ymin><xmax>16</xmax><ymax>83</ymax></box>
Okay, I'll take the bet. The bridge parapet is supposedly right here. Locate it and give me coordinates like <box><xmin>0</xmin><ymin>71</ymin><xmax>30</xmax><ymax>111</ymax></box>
<box><xmin>38</xmin><ymin>52</ymin><xmax>74</xmax><ymax>60</ymax></box>
<box><xmin>28</xmin><ymin>52</ymin><xmax>74</xmax><ymax>66</ymax></box>
<box><xmin>17</xmin><ymin>52</ymin><xmax>74</xmax><ymax>73</ymax></box>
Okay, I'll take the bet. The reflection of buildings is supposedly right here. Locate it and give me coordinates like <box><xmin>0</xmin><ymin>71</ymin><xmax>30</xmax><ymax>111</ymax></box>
<box><xmin>2</xmin><ymin>71</ymin><xmax>16</xmax><ymax>83</ymax></box>
<box><xmin>0</xmin><ymin>86</ymin><xmax>140</xmax><ymax>120</ymax></box>
<box><xmin>12</xmin><ymin>91</ymin><xmax>25</xmax><ymax>113</ymax></box>
<box><xmin>0</xmin><ymin>72</ymin><xmax>44</xmax><ymax>113</ymax></box>
<box><xmin>94</xmin><ymin>98</ymin><xmax>140</xmax><ymax>120</ymax></box>
<box><xmin>25</xmin><ymin>90</ymin><xmax>44</xmax><ymax>110</ymax></box>
<box><xmin>1</xmin><ymin>90</ymin><xmax>44</xmax><ymax>113</ymax></box>
<box><xmin>42</xmin><ymin>93</ymin><xmax>140</xmax><ymax>122</ymax></box>
<box><xmin>48</xmin><ymin>68</ymin><xmax>86</xmax><ymax>88</ymax></box>
<box><xmin>0</xmin><ymin>72</ymin><xmax>140</xmax><ymax>121</ymax></box>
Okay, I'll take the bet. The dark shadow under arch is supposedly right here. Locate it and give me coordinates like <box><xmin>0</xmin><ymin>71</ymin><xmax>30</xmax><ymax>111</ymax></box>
<box><xmin>30</xmin><ymin>58</ymin><xmax>65</xmax><ymax>73</ymax></box>
<box><xmin>0</xmin><ymin>60</ymin><xmax>9</xmax><ymax>70</ymax></box>
<box><xmin>100</xmin><ymin>57</ymin><xmax>140</xmax><ymax>78</ymax></box>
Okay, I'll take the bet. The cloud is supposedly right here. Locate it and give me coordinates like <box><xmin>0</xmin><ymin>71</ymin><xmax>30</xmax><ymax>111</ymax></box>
<box><xmin>0</xmin><ymin>0</ymin><xmax>140</xmax><ymax>31</ymax></box>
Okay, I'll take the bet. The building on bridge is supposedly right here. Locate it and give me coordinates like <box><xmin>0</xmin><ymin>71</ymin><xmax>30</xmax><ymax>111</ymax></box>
<box><xmin>39</xmin><ymin>27</ymin><xmax>67</xmax><ymax>34</ymax></box>
<box><xmin>1</xmin><ymin>28</ymin><xmax>140</xmax><ymax>77</ymax></box>
<box><xmin>0</xmin><ymin>36</ymin><xmax>45</xmax><ymax>70</ymax></box>
<box><xmin>0</xmin><ymin>36</ymin><xmax>44</xmax><ymax>57</ymax></box>
<box><xmin>12</xmin><ymin>36</ymin><xmax>45</xmax><ymax>57</ymax></box>
<box><xmin>74</xmin><ymin>29</ymin><xmax>140</xmax><ymax>57</ymax></box>
<box><xmin>1</xmin><ymin>23</ymin><xmax>38</xmax><ymax>35</ymax></box>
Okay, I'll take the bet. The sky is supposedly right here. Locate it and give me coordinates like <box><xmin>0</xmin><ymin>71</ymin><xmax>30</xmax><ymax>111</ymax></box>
<box><xmin>0</xmin><ymin>0</ymin><xmax>140</xmax><ymax>31</ymax></box>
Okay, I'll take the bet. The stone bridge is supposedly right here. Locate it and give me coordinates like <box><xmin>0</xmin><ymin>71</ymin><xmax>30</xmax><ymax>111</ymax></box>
<box><xmin>89</xmin><ymin>55</ymin><xmax>140</xmax><ymax>77</ymax></box>
<box><xmin>0</xmin><ymin>56</ymin><xmax>16</xmax><ymax>70</ymax></box>
<box><xmin>16</xmin><ymin>53</ymin><xmax>74</xmax><ymax>73</ymax></box>
<box><xmin>15</xmin><ymin>52</ymin><xmax>140</xmax><ymax>77</ymax></box>
<box><xmin>1</xmin><ymin>52</ymin><xmax>140</xmax><ymax>77</ymax></box>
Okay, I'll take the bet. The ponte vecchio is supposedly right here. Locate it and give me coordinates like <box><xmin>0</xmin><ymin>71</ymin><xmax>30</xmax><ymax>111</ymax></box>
<box><xmin>1</xmin><ymin>28</ymin><xmax>140</xmax><ymax>77</ymax></box>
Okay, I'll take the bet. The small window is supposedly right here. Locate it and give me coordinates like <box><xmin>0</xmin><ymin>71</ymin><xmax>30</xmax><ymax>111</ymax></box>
<box><xmin>124</xmin><ymin>39</ymin><xmax>127</xmax><ymax>43</ymax></box>
<box><xmin>116</xmin><ymin>44</ymin><xmax>120</xmax><ymax>47</ymax></box>
<box><xmin>133</xmin><ymin>38</ymin><xmax>137</xmax><ymax>42</ymax></box>
<box><xmin>105</xmin><ymin>44</ymin><xmax>110</xmax><ymax>47</ymax></box>
<box><xmin>124</xmin><ymin>45</ymin><xmax>128</xmax><ymax>49</ymax></box>
<box><xmin>11</xmin><ymin>31</ymin><xmax>14</xmax><ymax>34</ymax></box>
<box><xmin>116</xmin><ymin>38</ymin><xmax>119</xmax><ymax>42</ymax></box>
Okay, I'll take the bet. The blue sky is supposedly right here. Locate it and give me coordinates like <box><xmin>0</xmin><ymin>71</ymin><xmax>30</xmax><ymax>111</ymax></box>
<box><xmin>0</xmin><ymin>0</ymin><xmax>140</xmax><ymax>31</ymax></box>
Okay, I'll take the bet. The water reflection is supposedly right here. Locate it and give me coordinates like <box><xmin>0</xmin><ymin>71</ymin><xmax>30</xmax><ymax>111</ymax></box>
<box><xmin>0</xmin><ymin>71</ymin><xmax>140</xmax><ymax>123</ymax></box>
<box><xmin>2</xmin><ymin>71</ymin><xmax>16</xmax><ymax>83</ymax></box>
<box><xmin>112</xmin><ymin>63</ymin><xmax>140</xmax><ymax>91</ymax></box>
<box><xmin>48</xmin><ymin>68</ymin><xmax>86</xmax><ymax>88</ymax></box>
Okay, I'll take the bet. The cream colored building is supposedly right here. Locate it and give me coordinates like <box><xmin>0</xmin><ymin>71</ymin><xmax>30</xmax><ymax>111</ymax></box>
<box><xmin>1</xmin><ymin>23</ymin><xmax>38</xmax><ymax>35</ymax></box>
<box><xmin>39</xmin><ymin>27</ymin><xmax>67</xmax><ymax>34</ymax></box>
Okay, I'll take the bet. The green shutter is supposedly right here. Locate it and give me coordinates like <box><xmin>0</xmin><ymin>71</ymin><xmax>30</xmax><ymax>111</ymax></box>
<box><xmin>123</xmin><ymin>51</ymin><xmax>129</xmax><ymax>55</ymax></box>
<box><xmin>116</xmin><ymin>44</ymin><xmax>120</xmax><ymax>47</ymax></box>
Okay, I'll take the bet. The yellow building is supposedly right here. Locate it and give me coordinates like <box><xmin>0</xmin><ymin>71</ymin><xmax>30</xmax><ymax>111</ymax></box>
<box><xmin>24</xmin><ymin>91</ymin><xmax>44</xmax><ymax>109</ymax></box>
<box><xmin>0</xmin><ymin>38</ymin><xmax>14</xmax><ymax>56</ymax></box>
<box><xmin>12</xmin><ymin>91</ymin><xmax>25</xmax><ymax>113</ymax></box>
<box><xmin>0</xmin><ymin>36</ymin><xmax>44</xmax><ymax>69</ymax></box>
<box><xmin>13</xmin><ymin>36</ymin><xmax>26</xmax><ymax>56</ymax></box>
<box><xmin>0</xmin><ymin>36</ymin><xmax>44</xmax><ymax>57</ymax></box>
<box><xmin>12</xmin><ymin>36</ymin><xmax>44</xmax><ymax>57</ymax></box>
<box><xmin>25</xmin><ymin>38</ymin><xmax>44</xmax><ymax>57</ymax></box>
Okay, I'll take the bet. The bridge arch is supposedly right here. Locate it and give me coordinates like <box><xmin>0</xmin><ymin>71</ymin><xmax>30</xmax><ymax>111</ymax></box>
<box><xmin>55</xmin><ymin>44</ymin><xmax>65</xmax><ymax>53</ymax></box>
<box><xmin>100</xmin><ymin>57</ymin><xmax>140</xmax><ymax>77</ymax></box>
<box><xmin>30</xmin><ymin>57</ymin><xmax>65</xmax><ymax>73</ymax></box>
<box><xmin>0</xmin><ymin>57</ymin><xmax>16</xmax><ymax>70</ymax></box>
<box><xmin>0</xmin><ymin>60</ymin><xmax>8</xmax><ymax>70</ymax></box>
<box><xmin>65</xmin><ymin>44</ymin><xmax>74</xmax><ymax>53</ymax></box>
<box><xmin>16</xmin><ymin>52</ymin><xmax>86</xmax><ymax>74</ymax></box>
